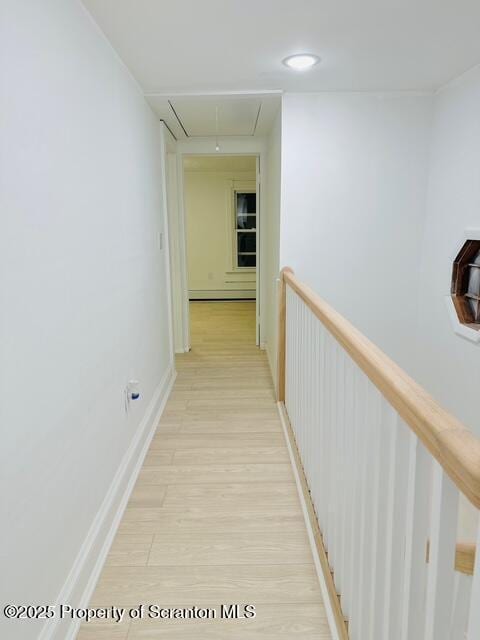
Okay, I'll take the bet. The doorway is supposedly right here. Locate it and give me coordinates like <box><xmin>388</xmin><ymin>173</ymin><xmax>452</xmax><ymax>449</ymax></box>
<box><xmin>181</xmin><ymin>154</ymin><xmax>261</xmax><ymax>348</ymax></box>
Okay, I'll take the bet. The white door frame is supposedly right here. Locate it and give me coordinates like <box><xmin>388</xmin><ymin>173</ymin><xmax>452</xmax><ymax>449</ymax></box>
<box><xmin>159</xmin><ymin>124</ymin><xmax>176</xmax><ymax>365</ymax></box>
<box><xmin>164</xmin><ymin>147</ymin><xmax>185</xmax><ymax>353</ymax></box>
<box><xmin>174</xmin><ymin>136</ymin><xmax>267</xmax><ymax>350</ymax></box>
<box><xmin>255</xmin><ymin>155</ymin><xmax>261</xmax><ymax>346</ymax></box>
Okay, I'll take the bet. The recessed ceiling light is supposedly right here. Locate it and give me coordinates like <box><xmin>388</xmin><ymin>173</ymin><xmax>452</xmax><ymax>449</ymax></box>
<box><xmin>282</xmin><ymin>53</ymin><xmax>320</xmax><ymax>71</ymax></box>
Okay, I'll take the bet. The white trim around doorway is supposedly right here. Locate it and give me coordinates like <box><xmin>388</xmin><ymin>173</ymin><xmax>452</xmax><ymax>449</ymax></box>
<box><xmin>173</xmin><ymin>136</ymin><xmax>267</xmax><ymax>351</ymax></box>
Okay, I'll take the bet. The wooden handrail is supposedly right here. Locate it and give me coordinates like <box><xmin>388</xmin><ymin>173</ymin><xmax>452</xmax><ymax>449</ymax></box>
<box><xmin>455</xmin><ymin>542</ymin><xmax>477</xmax><ymax>575</ymax></box>
<box><xmin>426</xmin><ymin>541</ymin><xmax>476</xmax><ymax>575</ymax></box>
<box><xmin>277</xmin><ymin>267</ymin><xmax>480</xmax><ymax>509</ymax></box>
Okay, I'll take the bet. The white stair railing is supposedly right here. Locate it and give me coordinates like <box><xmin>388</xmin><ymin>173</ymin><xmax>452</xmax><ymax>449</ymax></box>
<box><xmin>277</xmin><ymin>267</ymin><xmax>480</xmax><ymax>640</ymax></box>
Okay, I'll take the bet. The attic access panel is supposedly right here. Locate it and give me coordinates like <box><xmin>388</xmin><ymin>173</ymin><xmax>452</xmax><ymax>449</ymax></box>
<box><xmin>169</xmin><ymin>97</ymin><xmax>261</xmax><ymax>137</ymax></box>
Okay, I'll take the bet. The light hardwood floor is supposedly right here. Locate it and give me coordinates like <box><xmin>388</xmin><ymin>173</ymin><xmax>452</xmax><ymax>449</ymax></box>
<box><xmin>77</xmin><ymin>301</ymin><xmax>331</xmax><ymax>639</ymax></box>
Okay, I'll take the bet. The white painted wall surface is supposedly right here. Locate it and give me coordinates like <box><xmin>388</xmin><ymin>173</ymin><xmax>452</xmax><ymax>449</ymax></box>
<box><xmin>417</xmin><ymin>66</ymin><xmax>480</xmax><ymax>436</ymax></box>
<box><xmin>184</xmin><ymin>166</ymin><xmax>256</xmax><ymax>298</ymax></box>
<box><xmin>264</xmin><ymin>109</ymin><xmax>282</xmax><ymax>380</ymax></box>
<box><xmin>0</xmin><ymin>2</ymin><xmax>173</xmax><ymax>638</ymax></box>
<box><xmin>280</xmin><ymin>92</ymin><xmax>432</xmax><ymax>371</ymax></box>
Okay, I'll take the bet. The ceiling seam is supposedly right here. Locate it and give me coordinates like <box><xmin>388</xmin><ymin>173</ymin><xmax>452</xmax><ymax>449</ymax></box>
<box><xmin>168</xmin><ymin>100</ymin><xmax>189</xmax><ymax>137</ymax></box>
<box><xmin>252</xmin><ymin>104</ymin><xmax>262</xmax><ymax>136</ymax></box>
<box><xmin>160</xmin><ymin>119</ymin><xmax>178</xmax><ymax>141</ymax></box>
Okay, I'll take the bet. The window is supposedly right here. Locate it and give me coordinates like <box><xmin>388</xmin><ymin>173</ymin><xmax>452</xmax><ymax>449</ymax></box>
<box><xmin>234</xmin><ymin>191</ymin><xmax>256</xmax><ymax>269</ymax></box>
<box><xmin>451</xmin><ymin>239</ymin><xmax>480</xmax><ymax>329</ymax></box>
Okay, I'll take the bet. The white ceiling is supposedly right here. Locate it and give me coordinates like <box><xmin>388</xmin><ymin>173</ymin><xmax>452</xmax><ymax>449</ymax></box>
<box><xmin>82</xmin><ymin>0</ymin><xmax>480</xmax><ymax>94</ymax></box>
<box><xmin>82</xmin><ymin>0</ymin><xmax>480</xmax><ymax>137</ymax></box>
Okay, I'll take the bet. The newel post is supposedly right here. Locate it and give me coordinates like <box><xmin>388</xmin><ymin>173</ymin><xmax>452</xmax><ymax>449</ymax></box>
<box><xmin>277</xmin><ymin>267</ymin><xmax>293</xmax><ymax>402</ymax></box>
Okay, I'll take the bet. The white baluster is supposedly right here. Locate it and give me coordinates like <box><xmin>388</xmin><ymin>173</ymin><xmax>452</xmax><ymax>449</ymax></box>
<box><xmin>285</xmin><ymin>287</ymin><xmax>291</xmax><ymax>414</ymax></box>
<box><xmin>383</xmin><ymin>414</ymin><xmax>409</xmax><ymax>640</ymax></box>
<box><xmin>316</xmin><ymin>323</ymin><xmax>328</xmax><ymax>531</ymax></box>
<box><xmin>466</xmin><ymin>520</ymin><xmax>480</xmax><ymax>639</ymax></box>
<box><xmin>334</xmin><ymin>349</ymin><xmax>346</xmax><ymax>595</ymax></box>
<box><xmin>424</xmin><ymin>461</ymin><xmax>459</xmax><ymax>640</ymax></box>
<box><xmin>400</xmin><ymin>434</ymin><xmax>431</xmax><ymax>640</ymax></box>
<box><xmin>371</xmin><ymin>400</ymin><xmax>396</xmax><ymax>639</ymax></box>
<box><xmin>305</xmin><ymin>307</ymin><xmax>314</xmax><ymax>485</ymax></box>
<box><xmin>327</xmin><ymin>341</ymin><xmax>339</xmax><ymax>570</ymax></box>
<box><xmin>285</xmin><ymin>287</ymin><xmax>290</xmax><ymax>413</ymax></box>
<box><xmin>349</xmin><ymin>371</ymin><xmax>368</xmax><ymax>637</ymax></box>
<box><xmin>322</xmin><ymin>333</ymin><xmax>333</xmax><ymax>548</ymax></box>
<box><xmin>357</xmin><ymin>383</ymin><xmax>381</xmax><ymax>639</ymax></box>
<box><xmin>364</xmin><ymin>386</ymin><xmax>382</xmax><ymax>639</ymax></box>
<box><xmin>291</xmin><ymin>288</ymin><xmax>298</xmax><ymax>429</ymax></box>
<box><xmin>450</xmin><ymin>573</ymin><xmax>472</xmax><ymax>639</ymax></box>
<box><xmin>295</xmin><ymin>293</ymin><xmax>302</xmax><ymax>447</ymax></box>
<box><xmin>340</xmin><ymin>356</ymin><xmax>355</xmax><ymax>620</ymax></box>
<box><xmin>311</xmin><ymin>318</ymin><xmax>322</xmax><ymax>527</ymax></box>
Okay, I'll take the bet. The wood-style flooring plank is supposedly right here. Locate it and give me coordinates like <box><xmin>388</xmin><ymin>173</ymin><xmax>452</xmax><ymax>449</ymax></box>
<box><xmin>105</xmin><ymin>534</ymin><xmax>154</xmax><ymax>567</ymax></box>
<box><xmin>77</xmin><ymin>302</ymin><xmax>330</xmax><ymax>640</ymax></box>
<box><xmin>149</xmin><ymin>433</ymin><xmax>285</xmax><ymax>450</ymax></box>
<box><xmin>90</xmin><ymin>564</ymin><xmax>322</xmax><ymax>607</ymax></box>
<box><xmin>137</xmin><ymin>463</ymin><xmax>294</xmax><ymax>485</ymax></box>
<box><xmin>158</xmin><ymin>420</ymin><xmax>282</xmax><ymax>434</ymax></box>
<box><xmin>162</xmin><ymin>482</ymin><xmax>300</xmax><ymax>508</ymax></box>
<box><xmin>172</xmin><ymin>446</ymin><xmax>289</xmax><ymax>465</ymax></box>
<box><xmin>126</xmin><ymin>604</ymin><xmax>330</xmax><ymax>639</ymax></box>
<box><xmin>128</xmin><ymin>484</ymin><xmax>167</xmax><ymax>508</ymax></box>
<box><xmin>148</xmin><ymin>530</ymin><xmax>312</xmax><ymax>566</ymax></box>
<box><xmin>117</xmin><ymin>505</ymin><xmax>305</xmax><ymax>535</ymax></box>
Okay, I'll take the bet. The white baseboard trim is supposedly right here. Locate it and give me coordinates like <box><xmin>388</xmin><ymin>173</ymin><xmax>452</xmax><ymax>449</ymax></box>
<box><xmin>188</xmin><ymin>290</ymin><xmax>255</xmax><ymax>300</ymax></box>
<box><xmin>277</xmin><ymin>402</ymin><xmax>341</xmax><ymax>640</ymax></box>
<box><xmin>266</xmin><ymin>343</ymin><xmax>277</xmax><ymax>395</ymax></box>
<box><xmin>39</xmin><ymin>364</ymin><xmax>176</xmax><ymax>640</ymax></box>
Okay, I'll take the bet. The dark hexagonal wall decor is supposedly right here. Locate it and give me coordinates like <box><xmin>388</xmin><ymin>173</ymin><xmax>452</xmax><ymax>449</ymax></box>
<box><xmin>451</xmin><ymin>239</ymin><xmax>480</xmax><ymax>329</ymax></box>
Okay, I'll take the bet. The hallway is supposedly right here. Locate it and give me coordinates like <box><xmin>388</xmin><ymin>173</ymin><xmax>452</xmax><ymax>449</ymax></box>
<box><xmin>78</xmin><ymin>301</ymin><xmax>330</xmax><ymax>639</ymax></box>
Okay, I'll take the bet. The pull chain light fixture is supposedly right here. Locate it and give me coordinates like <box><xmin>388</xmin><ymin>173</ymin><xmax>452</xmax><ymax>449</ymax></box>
<box><xmin>215</xmin><ymin>105</ymin><xmax>220</xmax><ymax>152</ymax></box>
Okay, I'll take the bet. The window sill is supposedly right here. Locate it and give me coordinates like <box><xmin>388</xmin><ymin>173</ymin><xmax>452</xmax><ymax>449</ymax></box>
<box><xmin>225</xmin><ymin>269</ymin><xmax>256</xmax><ymax>275</ymax></box>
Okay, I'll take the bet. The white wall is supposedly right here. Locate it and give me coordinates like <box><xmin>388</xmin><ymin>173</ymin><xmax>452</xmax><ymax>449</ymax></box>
<box><xmin>417</xmin><ymin>66</ymin><xmax>480</xmax><ymax>436</ymax></box>
<box><xmin>280</xmin><ymin>92</ymin><xmax>432</xmax><ymax>371</ymax></box>
<box><xmin>264</xmin><ymin>109</ymin><xmax>282</xmax><ymax>380</ymax></box>
<box><xmin>184</xmin><ymin>164</ymin><xmax>256</xmax><ymax>298</ymax></box>
<box><xmin>0</xmin><ymin>2</ymin><xmax>173</xmax><ymax>638</ymax></box>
